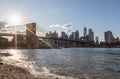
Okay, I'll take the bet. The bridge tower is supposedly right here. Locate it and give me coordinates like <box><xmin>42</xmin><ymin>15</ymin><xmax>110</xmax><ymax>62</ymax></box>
<box><xmin>26</xmin><ymin>23</ymin><xmax>36</xmax><ymax>48</ymax></box>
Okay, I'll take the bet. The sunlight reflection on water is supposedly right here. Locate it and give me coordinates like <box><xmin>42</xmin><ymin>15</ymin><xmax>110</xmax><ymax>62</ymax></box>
<box><xmin>1</xmin><ymin>49</ymin><xmax>37</xmax><ymax>75</ymax></box>
<box><xmin>2</xmin><ymin>49</ymin><xmax>25</xmax><ymax>65</ymax></box>
<box><xmin>1</xmin><ymin>48</ymin><xmax>120</xmax><ymax>79</ymax></box>
<box><xmin>1</xmin><ymin>49</ymin><xmax>74</xmax><ymax>79</ymax></box>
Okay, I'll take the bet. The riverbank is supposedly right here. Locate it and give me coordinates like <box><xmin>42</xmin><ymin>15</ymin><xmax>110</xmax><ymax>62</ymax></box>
<box><xmin>0</xmin><ymin>63</ymin><xmax>74</xmax><ymax>79</ymax></box>
<box><xmin>0</xmin><ymin>52</ymin><xmax>74</xmax><ymax>79</ymax></box>
<box><xmin>0</xmin><ymin>63</ymin><xmax>39</xmax><ymax>79</ymax></box>
<box><xmin>0</xmin><ymin>53</ymin><xmax>40</xmax><ymax>79</ymax></box>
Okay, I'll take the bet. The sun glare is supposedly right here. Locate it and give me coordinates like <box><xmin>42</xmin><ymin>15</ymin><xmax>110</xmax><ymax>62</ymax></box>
<box><xmin>8</xmin><ymin>14</ymin><xmax>22</xmax><ymax>26</ymax></box>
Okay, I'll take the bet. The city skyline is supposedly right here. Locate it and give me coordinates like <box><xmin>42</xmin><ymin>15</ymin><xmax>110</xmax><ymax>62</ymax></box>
<box><xmin>0</xmin><ymin>0</ymin><xmax>120</xmax><ymax>41</ymax></box>
<box><xmin>0</xmin><ymin>22</ymin><xmax>119</xmax><ymax>48</ymax></box>
<box><xmin>46</xmin><ymin>28</ymin><xmax>119</xmax><ymax>42</ymax></box>
<box><xmin>0</xmin><ymin>1</ymin><xmax>120</xmax><ymax>79</ymax></box>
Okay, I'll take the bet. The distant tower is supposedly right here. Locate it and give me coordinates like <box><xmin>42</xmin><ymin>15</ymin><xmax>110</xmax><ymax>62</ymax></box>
<box><xmin>92</xmin><ymin>31</ymin><xmax>94</xmax><ymax>42</ymax></box>
<box><xmin>75</xmin><ymin>30</ymin><xmax>79</xmax><ymax>40</ymax></box>
<box><xmin>61</xmin><ymin>31</ymin><xmax>66</xmax><ymax>38</ymax></box>
<box><xmin>26</xmin><ymin>23</ymin><xmax>36</xmax><ymax>48</ymax></box>
<box><xmin>83</xmin><ymin>27</ymin><xmax>87</xmax><ymax>37</ymax></box>
<box><xmin>69</xmin><ymin>32</ymin><xmax>75</xmax><ymax>40</ymax></box>
<box><xmin>104</xmin><ymin>31</ymin><xmax>114</xmax><ymax>43</ymax></box>
<box><xmin>88</xmin><ymin>29</ymin><xmax>94</xmax><ymax>42</ymax></box>
<box><xmin>96</xmin><ymin>36</ymin><xmax>99</xmax><ymax>45</ymax></box>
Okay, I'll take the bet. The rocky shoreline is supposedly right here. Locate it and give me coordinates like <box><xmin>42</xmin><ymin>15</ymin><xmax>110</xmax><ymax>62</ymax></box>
<box><xmin>0</xmin><ymin>63</ymin><xmax>40</xmax><ymax>79</ymax></box>
<box><xmin>0</xmin><ymin>52</ymin><xmax>74</xmax><ymax>79</ymax></box>
<box><xmin>0</xmin><ymin>53</ymin><xmax>40</xmax><ymax>79</ymax></box>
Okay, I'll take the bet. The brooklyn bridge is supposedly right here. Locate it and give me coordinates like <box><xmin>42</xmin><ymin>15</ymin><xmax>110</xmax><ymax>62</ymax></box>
<box><xmin>0</xmin><ymin>23</ymin><xmax>95</xmax><ymax>48</ymax></box>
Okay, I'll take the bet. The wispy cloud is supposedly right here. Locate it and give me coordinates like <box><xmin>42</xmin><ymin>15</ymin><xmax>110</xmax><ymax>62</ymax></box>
<box><xmin>48</xmin><ymin>23</ymin><xmax>73</xmax><ymax>32</ymax></box>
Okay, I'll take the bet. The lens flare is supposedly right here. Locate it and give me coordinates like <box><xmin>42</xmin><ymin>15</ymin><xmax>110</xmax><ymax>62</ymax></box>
<box><xmin>8</xmin><ymin>14</ymin><xmax>22</xmax><ymax>26</ymax></box>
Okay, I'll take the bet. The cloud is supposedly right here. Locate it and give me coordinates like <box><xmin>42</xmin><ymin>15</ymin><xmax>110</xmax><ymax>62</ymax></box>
<box><xmin>0</xmin><ymin>21</ymin><xmax>7</xmax><ymax>29</ymax></box>
<box><xmin>48</xmin><ymin>23</ymin><xmax>72</xmax><ymax>32</ymax></box>
<box><xmin>49</xmin><ymin>24</ymin><xmax>63</xmax><ymax>28</ymax></box>
<box><xmin>0</xmin><ymin>29</ymin><xmax>7</xmax><ymax>32</ymax></box>
<box><xmin>62</xmin><ymin>23</ymin><xmax>72</xmax><ymax>29</ymax></box>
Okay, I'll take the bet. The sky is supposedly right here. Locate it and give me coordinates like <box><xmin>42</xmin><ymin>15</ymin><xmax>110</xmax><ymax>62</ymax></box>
<box><xmin>0</xmin><ymin>0</ymin><xmax>120</xmax><ymax>41</ymax></box>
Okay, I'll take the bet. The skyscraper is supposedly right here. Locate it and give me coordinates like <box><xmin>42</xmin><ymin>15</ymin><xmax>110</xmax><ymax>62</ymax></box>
<box><xmin>91</xmin><ymin>31</ymin><xmax>94</xmax><ymax>41</ymax></box>
<box><xmin>51</xmin><ymin>31</ymin><xmax>58</xmax><ymax>38</ymax></box>
<box><xmin>69</xmin><ymin>32</ymin><xmax>75</xmax><ymax>40</ymax></box>
<box><xmin>61</xmin><ymin>31</ymin><xmax>68</xmax><ymax>39</ymax></box>
<box><xmin>104</xmin><ymin>31</ymin><xmax>114</xmax><ymax>43</ymax></box>
<box><xmin>75</xmin><ymin>30</ymin><xmax>79</xmax><ymax>40</ymax></box>
<box><xmin>88</xmin><ymin>29</ymin><xmax>94</xmax><ymax>42</ymax></box>
<box><xmin>61</xmin><ymin>32</ymin><xmax>66</xmax><ymax>38</ymax></box>
<box><xmin>96</xmin><ymin>36</ymin><xmax>99</xmax><ymax>45</ymax></box>
<box><xmin>83</xmin><ymin>27</ymin><xmax>87</xmax><ymax>37</ymax></box>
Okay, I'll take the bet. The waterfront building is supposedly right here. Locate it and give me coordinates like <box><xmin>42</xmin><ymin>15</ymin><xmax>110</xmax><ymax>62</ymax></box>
<box><xmin>88</xmin><ymin>29</ymin><xmax>94</xmax><ymax>42</ymax></box>
<box><xmin>46</xmin><ymin>33</ymin><xmax>49</xmax><ymax>37</ymax></box>
<box><xmin>61</xmin><ymin>31</ymin><xmax>66</xmax><ymax>38</ymax></box>
<box><xmin>92</xmin><ymin>31</ymin><xmax>94</xmax><ymax>41</ymax></box>
<box><xmin>51</xmin><ymin>31</ymin><xmax>58</xmax><ymax>38</ymax></box>
<box><xmin>60</xmin><ymin>31</ymin><xmax>69</xmax><ymax>47</ymax></box>
<box><xmin>45</xmin><ymin>31</ymin><xmax>58</xmax><ymax>47</ymax></box>
<box><xmin>104</xmin><ymin>31</ymin><xmax>114</xmax><ymax>43</ymax></box>
<box><xmin>114</xmin><ymin>37</ymin><xmax>119</xmax><ymax>42</ymax></box>
<box><xmin>96</xmin><ymin>36</ymin><xmax>99</xmax><ymax>45</ymax></box>
<box><xmin>49</xmin><ymin>31</ymin><xmax>52</xmax><ymax>37</ymax></box>
<box><xmin>75</xmin><ymin>30</ymin><xmax>79</xmax><ymax>40</ymax></box>
<box><xmin>69</xmin><ymin>32</ymin><xmax>75</xmax><ymax>40</ymax></box>
<box><xmin>46</xmin><ymin>31</ymin><xmax>58</xmax><ymax>38</ymax></box>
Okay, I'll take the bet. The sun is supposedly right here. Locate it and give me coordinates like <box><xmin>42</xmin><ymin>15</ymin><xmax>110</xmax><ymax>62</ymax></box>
<box><xmin>8</xmin><ymin>14</ymin><xmax>23</xmax><ymax>26</ymax></box>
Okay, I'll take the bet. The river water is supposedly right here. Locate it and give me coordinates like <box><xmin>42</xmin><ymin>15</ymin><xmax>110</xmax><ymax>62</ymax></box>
<box><xmin>1</xmin><ymin>48</ymin><xmax>120</xmax><ymax>79</ymax></box>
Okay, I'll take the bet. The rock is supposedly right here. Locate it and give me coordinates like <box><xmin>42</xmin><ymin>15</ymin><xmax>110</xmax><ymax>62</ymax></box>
<box><xmin>55</xmin><ymin>77</ymin><xmax>59</xmax><ymax>79</ymax></box>
<box><xmin>0</xmin><ymin>62</ymin><xmax>3</xmax><ymax>65</ymax></box>
<box><xmin>0</xmin><ymin>53</ymin><xmax>11</xmax><ymax>56</ymax></box>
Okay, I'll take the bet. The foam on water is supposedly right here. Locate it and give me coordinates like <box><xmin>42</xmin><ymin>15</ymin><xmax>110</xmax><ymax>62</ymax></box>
<box><xmin>0</xmin><ymin>49</ymin><xmax>75</xmax><ymax>79</ymax></box>
<box><xmin>1</xmin><ymin>48</ymin><xmax>120</xmax><ymax>79</ymax></box>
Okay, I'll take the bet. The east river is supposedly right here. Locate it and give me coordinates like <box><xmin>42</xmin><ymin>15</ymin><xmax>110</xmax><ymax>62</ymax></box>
<box><xmin>1</xmin><ymin>48</ymin><xmax>120</xmax><ymax>79</ymax></box>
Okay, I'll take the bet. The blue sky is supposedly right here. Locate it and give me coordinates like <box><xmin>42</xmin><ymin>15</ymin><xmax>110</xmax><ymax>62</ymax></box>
<box><xmin>0</xmin><ymin>0</ymin><xmax>120</xmax><ymax>41</ymax></box>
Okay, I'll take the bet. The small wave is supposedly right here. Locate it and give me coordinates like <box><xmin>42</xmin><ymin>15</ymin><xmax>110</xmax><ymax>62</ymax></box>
<box><xmin>1</xmin><ymin>49</ymin><xmax>75</xmax><ymax>79</ymax></box>
<box><xmin>31</xmin><ymin>66</ymin><xmax>75</xmax><ymax>79</ymax></box>
<box><xmin>107</xmin><ymin>52</ymin><xmax>120</xmax><ymax>56</ymax></box>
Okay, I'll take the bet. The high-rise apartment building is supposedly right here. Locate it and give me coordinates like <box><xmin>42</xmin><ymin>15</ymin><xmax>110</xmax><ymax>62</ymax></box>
<box><xmin>104</xmin><ymin>31</ymin><xmax>114</xmax><ymax>43</ymax></box>
<box><xmin>88</xmin><ymin>29</ymin><xmax>94</xmax><ymax>42</ymax></box>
